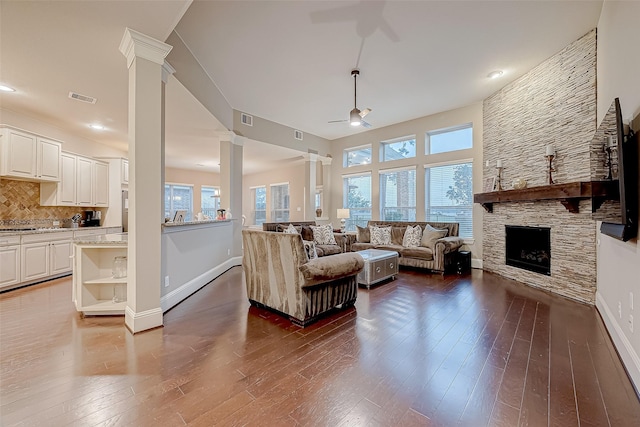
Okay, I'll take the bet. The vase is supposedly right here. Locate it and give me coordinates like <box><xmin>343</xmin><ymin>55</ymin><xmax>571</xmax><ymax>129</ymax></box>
<box><xmin>315</xmin><ymin>208</ymin><xmax>322</xmax><ymax>218</ymax></box>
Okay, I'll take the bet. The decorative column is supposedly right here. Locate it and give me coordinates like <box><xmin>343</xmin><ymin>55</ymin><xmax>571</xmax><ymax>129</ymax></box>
<box><xmin>219</xmin><ymin>131</ymin><xmax>243</xmax><ymax>257</ymax></box>
<box><xmin>321</xmin><ymin>156</ymin><xmax>332</xmax><ymax>219</ymax></box>
<box><xmin>119</xmin><ymin>28</ymin><xmax>172</xmax><ymax>333</ymax></box>
<box><xmin>303</xmin><ymin>153</ymin><xmax>318</xmax><ymax>220</ymax></box>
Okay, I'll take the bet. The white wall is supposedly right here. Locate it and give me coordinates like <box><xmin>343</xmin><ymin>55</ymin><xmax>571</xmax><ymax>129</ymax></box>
<box><xmin>0</xmin><ymin>108</ymin><xmax>127</xmax><ymax>158</ymax></box>
<box><xmin>329</xmin><ymin>103</ymin><xmax>484</xmax><ymax>262</ymax></box>
<box><xmin>595</xmin><ymin>0</ymin><xmax>640</xmax><ymax>389</ymax></box>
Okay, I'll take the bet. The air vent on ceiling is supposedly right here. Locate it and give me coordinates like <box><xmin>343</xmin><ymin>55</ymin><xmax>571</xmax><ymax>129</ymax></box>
<box><xmin>68</xmin><ymin>91</ymin><xmax>97</xmax><ymax>104</ymax></box>
<box><xmin>240</xmin><ymin>113</ymin><xmax>253</xmax><ymax>126</ymax></box>
<box><xmin>294</xmin><ymin>130</ymin><xmax>303</xmax><ymax>141</ymax></box>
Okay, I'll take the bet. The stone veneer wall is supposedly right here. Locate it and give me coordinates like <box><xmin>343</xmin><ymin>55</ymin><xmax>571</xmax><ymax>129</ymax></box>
<box><xmin>482</xmin><ymin>30</ymin><xmax>599</xmax><ymax>304</ymax></box>
<box><xmin>0</xmin><ymin>179</ymin><xmax>105</xmax><ymax>226</ymax></box>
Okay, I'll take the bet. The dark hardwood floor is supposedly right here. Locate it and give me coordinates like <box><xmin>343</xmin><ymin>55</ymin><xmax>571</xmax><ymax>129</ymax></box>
<box><xmin>1</xmin><ymin>267</ymin><xmax>639</xmax><ymax>426</ymax></box>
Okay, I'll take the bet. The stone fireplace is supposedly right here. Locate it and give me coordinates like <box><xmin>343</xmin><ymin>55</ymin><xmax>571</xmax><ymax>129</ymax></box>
<box><xmin>480</xmin><ymin>29</ymin><xmax>610</xmax><ymax>304</ymax></box>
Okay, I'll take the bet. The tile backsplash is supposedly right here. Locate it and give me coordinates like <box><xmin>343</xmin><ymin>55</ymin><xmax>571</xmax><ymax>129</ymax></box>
<box><xmin>0</xmin><ymin>179</ymin><xmax>104</xmax><ymax>225</ymax></box>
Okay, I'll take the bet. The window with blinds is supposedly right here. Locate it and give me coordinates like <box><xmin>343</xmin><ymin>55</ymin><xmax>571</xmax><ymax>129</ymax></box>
<box><xmin>425</xmin><ymin>162</ymin><xmax>473</xmax><ymax>238</ymax></box>
<box><xmin>342</xmin><ymin>173</ymin><xmax>371</xmax><ymax>231</ymax></box>
<box><xmin>379</xmin><ymin>167</ymin><xmax>416</xmax><ymax>221</ymax></box>
<box><xmin>201</xmin><ymin>186</ymin><xmax>220</xmax><ymax>218</ymax></box>
<box><xmin>165</xmin><ymin>184</ymin><xmax>193</xmax><ymax>221</ymax></box>
<box><xmin>251</xmin><ymin>186</ymin><xmax>267</xmax><ymax>225</ymax></box>
<box><xmin>270</xmin><ymin>183</ymin><xmax>289</xmax><ymax>222</ymax></box>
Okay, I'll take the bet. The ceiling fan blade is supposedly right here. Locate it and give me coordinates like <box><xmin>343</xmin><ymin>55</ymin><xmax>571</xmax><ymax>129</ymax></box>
<box><xmin>361</xmin><ymin>120</ymin><xmax>372</xmax><ymax>129</ymax></box>
<box><xmin>328</xmin><ymin>119</ymin><xmax>348</xmax><ymax>123</ymax></box>
<box><xmin>359</xmin><ymin>108</ymin><xmax>371</xmax><ymax>118</ymax></box>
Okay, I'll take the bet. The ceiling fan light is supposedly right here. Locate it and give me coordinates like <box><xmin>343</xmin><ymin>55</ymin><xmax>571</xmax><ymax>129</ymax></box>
<box><xmin>350</xmin><ymin>108</ymin><xmax>361</xmax><ymax>126</ymax></box>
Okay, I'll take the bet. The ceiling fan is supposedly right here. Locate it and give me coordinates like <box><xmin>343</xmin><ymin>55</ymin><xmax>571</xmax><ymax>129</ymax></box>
<box><xmin>329</xmin><ymin>69</ymin><xmax>372</xmax><ymax>128</ymax></box>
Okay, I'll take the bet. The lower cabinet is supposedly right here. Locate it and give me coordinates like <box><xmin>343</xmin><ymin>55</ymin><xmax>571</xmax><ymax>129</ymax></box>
<box><xmin>0</xmin><ymin>236</ymin><xmax>21</xmax><ymax>289</ymax></box>
<box><xmin>18</xmin><ymin>232</ymin><xmax>74</xmax><ymax>286</ymax></box>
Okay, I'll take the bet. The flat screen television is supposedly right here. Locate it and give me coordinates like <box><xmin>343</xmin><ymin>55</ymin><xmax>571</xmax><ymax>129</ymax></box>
<box><xmin>600</xmin><ymin>98</ymin><xmax>638</xmax><ymax>242</ymax></box>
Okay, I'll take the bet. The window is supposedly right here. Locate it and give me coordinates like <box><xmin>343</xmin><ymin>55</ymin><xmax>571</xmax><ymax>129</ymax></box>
<box><xmin>270</xmin><ymin>183</ymin><xmax>289</xmax><ymax>222</ymax></box>
<box><xmin>344</xmin><ymin>145</ymin><xmax>372</xmax><ymax>168</ymax></box>
<box><xmin>164</xmin><ymin>184</ymin><xmax>193</xmax><ymax>221</ymax></box>
<box><xmin>425</xmin><ymin>161</ymin><xmax>473</xmax><ymax>238</ymax></box>
<box><xmin>201</xmin><ymin>186</ymin><xmax>220</xmax><ymax>218</ymax></box>
<box><xmin>251</xmin><ymin>186</ymin><xmax>266</xmax><ymax>225</ymax></box>
<box><xmin>380</xmin><ymin>136</ymin><xmax>416</xmax><ymax>162</ymax></box>
<box><xmin>379</xmin><ymin>167</ymin><xmax>416</xmax><ymax>221</ymax></box>
<box><xmin>343</xmin><ymin>173</ymin><xmax>371</xmax><ymax>231</ymax></box>
<box><xmin>426</xmin><ymin>124</ymin><xmax>473</xmax><ymax>154</ymax></box>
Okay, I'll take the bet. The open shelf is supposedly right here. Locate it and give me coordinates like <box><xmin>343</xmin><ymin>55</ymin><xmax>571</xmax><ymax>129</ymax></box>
<box><xmin>79</xmin><ymin>299</ymin><xmax>126</xmax><ymax>315</ymax></box>
<box><xmin>473</xmin><ymin>180</ymin><xmax>619</xmax><ymax>213</ymax></box>
<box><xmin>84</xmin><ymin>277</ymin><xmax>127</xmax><ymax>285</ymax></box>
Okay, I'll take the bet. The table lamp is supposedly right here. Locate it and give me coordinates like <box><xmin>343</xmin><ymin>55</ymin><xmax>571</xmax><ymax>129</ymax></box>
<box><xmin>337</xmin><ymin>208</ymin><xmax>350</xmax><ymax>232</ymax></box>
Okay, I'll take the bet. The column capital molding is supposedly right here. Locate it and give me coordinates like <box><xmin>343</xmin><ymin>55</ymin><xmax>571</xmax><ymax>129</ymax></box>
<box><xmin>320</xmin><ymin>155</ymin><xmax>333</xmax><ymax>165</ymax></box>
<box><xmin>302</xmin><ymin>153</ymin><xmax>319</xmax><ymax>162</ymax></box>
<box><xmin>161</xmin><ymin>61</ymin><xmax>176</xmax><ymax>84</ymax></box>
<box><xmin>119</xmin><ymin>27</ymin><xmax>173</xmax><ymax>69</ymax></box>
<box><xmin>217</xmin><ymin>131</ymin><xmax>244</xmax><ymax>145</ymax></box>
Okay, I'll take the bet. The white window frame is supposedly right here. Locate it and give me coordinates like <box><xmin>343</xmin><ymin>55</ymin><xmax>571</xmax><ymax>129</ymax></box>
<box><xmin>343</xmin><ymin>144</ymin><xmax>372</xmax><ymax>168</ymax></box>
<box><xmin>424</xmin><ymin>158</ymin><xmax>474</xmax><ymax>239</ymax></box>
<box><xmin>201</xmin><ymin>186</ymin><xmax>220</xmax><ymax>217</ymax></box>
<box><xmin>165</xmin><ymin>182</ymin><xmax>194</xmax><ymax>222</ymax></box>
<box><xmin>250</xmin><ymin>185</ymin><xmax>267</xmax><ymax>226</ymax></box>
<box><xmin>426</xmin><ymin>123</ymin><xmax>473</xmax><ymax>155</ymax></box>
<box><xmin>380</xmin><ymin>135</ymin><xmax>417</xmax><ymax>162</ymax></box>
<box><xmin>342</xmin><ymin>172</ymin><xmax>372</xmax><ymax>231</ymax></box>
<box><xmin>270</xmin><ymin>182</ymin><xmax>290</xmax><ymax>223</ymax></box>
<box><xmin>379</xmin><ymin>166</ymin><xmax>417</xmax><ymax>222</ymax></box>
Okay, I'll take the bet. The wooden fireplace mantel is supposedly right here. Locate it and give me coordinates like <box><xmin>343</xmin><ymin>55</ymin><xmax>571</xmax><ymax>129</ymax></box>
<box><xmin>473</xmin><ymin>180</ymin><xmax>619</xmax><ymax>213</ymax></box>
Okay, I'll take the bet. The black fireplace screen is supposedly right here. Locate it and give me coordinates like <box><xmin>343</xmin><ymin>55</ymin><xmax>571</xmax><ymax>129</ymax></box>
<box><xmin>505</xmin><ymin>225</ymin><xmax>551</xmax><ymax>275</ymax></box>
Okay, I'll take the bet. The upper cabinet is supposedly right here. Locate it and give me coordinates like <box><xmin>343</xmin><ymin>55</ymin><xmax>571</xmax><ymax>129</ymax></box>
<box><xmin>40</xmin><ymin>153</ymin><xmax>109</xmax><ymax>207</ymax></box>
<box><xmin>0</xmin><ymin>126</ymin><xmax>61</xmax><ymax>182</ymax></box>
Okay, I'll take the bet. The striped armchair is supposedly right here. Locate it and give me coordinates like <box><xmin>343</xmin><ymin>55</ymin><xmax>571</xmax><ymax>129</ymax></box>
<box><xmin>242</xmin><ymin>229</ymin><xmax>364</xmax><ymax>326</ymax></box>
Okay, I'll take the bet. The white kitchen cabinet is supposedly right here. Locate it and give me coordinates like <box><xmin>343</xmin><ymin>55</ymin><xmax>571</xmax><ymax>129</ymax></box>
<box><xmin>122</xmin><ymin>159</ymin><xmax>129</xmax><ymax>185</ymax></box>
<box><xmin>20</xmin><ymin>232</ymin><xmax>74</xmax><ymax>284</ymax></box>
<box><xmin>76</xmin><ymin>156</ymin><xmax>93</xmax><ymax>206</ymax></box>
<box><xmin>0</xmin><ymin>236</ymin><xmax>21</xmax><ymax>289</ymax></box>
<box><xmin>0</xmin><ymin>126</ymin><xmax>61</xmax><ymax>181</ymax></box>
<box><xmin>74</xmin><ymin>243</ymin><xmax>127</xmax><ymax>316</ymax></box>
<box><xmin>58</xmin><ymin>152</ymin><xmax>77</xmax><ymax>205</ymax></box>
<box><xmin>21</xmin><ymin>242</ymin><xmax>50</xmax><ymax>283</ymax></box>
<box><xmin>93</xmin><ymin>161</ymin><xmax>109</xmax><ymax>207</ymax></box>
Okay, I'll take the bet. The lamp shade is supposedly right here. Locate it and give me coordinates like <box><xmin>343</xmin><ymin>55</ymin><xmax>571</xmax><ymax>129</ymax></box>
<box><xmin>337</xmin><ymin>208</ymin><xmax>350</xmax><ymax>219</ymax></box>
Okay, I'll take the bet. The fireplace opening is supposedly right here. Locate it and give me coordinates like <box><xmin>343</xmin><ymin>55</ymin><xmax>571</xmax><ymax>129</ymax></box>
<box><xmin>505</xmin><ymin>225</ymin><xmax>551</xmax><ymax>275</ymax></box>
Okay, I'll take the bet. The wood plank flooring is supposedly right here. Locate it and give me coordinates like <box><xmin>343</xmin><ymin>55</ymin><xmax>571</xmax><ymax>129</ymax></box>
<box><xmin>1</xmin><ymin>267</ymin><xmax>639</xmax><ymax>426</ymax></box>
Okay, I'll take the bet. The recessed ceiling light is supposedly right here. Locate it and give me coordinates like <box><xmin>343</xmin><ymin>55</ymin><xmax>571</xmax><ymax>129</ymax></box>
<box><xmin>196</xmin><ymin>163</ymin><xmax>206</xmax><ymax>167</ymax></box>
<box><xmin>0</xmin><ymin>85</ymin><xmax>16</xmax><ymax>92</ymax></box>
<box><xmin>488</xmin><ymin>70</ymin><xmax>504</xmax><ymax>79</ymax></box>
<box><xmin>89</xmin><ymin>124</ymin><xmax>104</xmax><ymax>130</ymax></box>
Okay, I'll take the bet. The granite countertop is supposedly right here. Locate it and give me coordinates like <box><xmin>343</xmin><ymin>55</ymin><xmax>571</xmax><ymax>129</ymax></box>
<box><xmin>0</xmin><ymin>225</ymin><xmax>118</xmax><ymax>237</ymax></box>
<box><xmin>162</xmin><ymin>219</ymin><xmax>232</xmax><ymax>227</ymax></box>
<box><xmin>74</xmin><ymin>233</ymin><xmax>128</xmax><ymax>245</ymax></box>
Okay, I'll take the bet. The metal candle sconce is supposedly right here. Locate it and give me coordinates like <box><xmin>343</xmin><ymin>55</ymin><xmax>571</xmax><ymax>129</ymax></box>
<box><xmin>545</xmin><ymin>145</ymin><xmax>556</xmax><ymax>185</ymax></box>
<box><xmin>495</xmin><ymin>160</ymin><xmax>504</xmax><ymax>191</ymax></box>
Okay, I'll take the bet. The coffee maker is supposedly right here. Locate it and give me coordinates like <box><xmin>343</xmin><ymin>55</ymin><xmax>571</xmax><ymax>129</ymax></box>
<box><xmin>84</xmin><ymin>210</ymin><xmax>101</xmax><ymax>227</ymax></box>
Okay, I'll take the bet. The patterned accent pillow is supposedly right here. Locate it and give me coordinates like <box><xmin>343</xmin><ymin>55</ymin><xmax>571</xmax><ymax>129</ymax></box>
<box><xmin>369</xmin><ymin>226</ymin><xmax>392</xmax><ymax>245</ymax></box>
<box><xmin>302</xmin><ymin>240</ymin><xmax>318</xmax><ymax>260</ymax></box>
<box><xmin>420</xmin><ymin>224</ymin><xmax>449</xmax><ymax>250</ymax></box>
<box><xmin>402</xmin><ymin>225</ymin><xmax>423</xmax><ymax>247</ymax></box>
<box><xmin>356</xmin><ymin>225</ymin><xmax>370</xmax><ymax>243</ymax></box>
<box><xmin>310</xmin><ymin>224</ymin><xmax>337</xmax><ymax>245</ymax></box>
<box><xmin>283</xmin><ymin>223</ymin><xmax>299</xmax><ymax>234</ymax></box>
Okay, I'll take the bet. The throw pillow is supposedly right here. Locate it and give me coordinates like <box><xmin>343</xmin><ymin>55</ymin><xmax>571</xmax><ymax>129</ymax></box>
<box><xmin>302</xmin><ymin>240</ymin><xmax>318</xmax><ymax>260</ymax></box>
<box><xmin>311</xmin><ymin>224</ymin><xmax>337</xmax><ymax>245</ymax></box>
<box><xmin>356</xmin><ymin>225</ymin><xmax>370</xmax><ymax>243</ymax></box>
<box><xmin>420</xmin><ymin>224</ymin><xmax>448</xmax><ymax>250</ymax></box>
<box><xmin>402</xmin><ymin>225</ymin><xmax>423</xmax><ymax>248</ymax></box>
<box><xmin>391</xmin><ymin>226</ymin><xmax>406</xmax><ymax>245</ymax></box>
<box><xmin>301</xmin><ymin>225</ymin><xmax>314</xmax><ymax>241</ymax></box>
<box><xmin>283</xmin><ymin>223</ymin><xmax>299</xmax><ymax>234</ymax></box>
<box><xmin>370</xmin><ymin>226</ymin><xmax>392</xmax><ymax>245</ymax></box>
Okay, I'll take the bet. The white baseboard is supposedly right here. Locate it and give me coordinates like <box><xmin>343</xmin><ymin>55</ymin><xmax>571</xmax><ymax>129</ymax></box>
<box><xmin>472</xmin><ymin>258</ymin><xmax>483</xmax><ymax>269</ymax></box>
<box><xmin>596</xmin><ymin>291</ymin><xmax>640</xmax><ymax>391</ymax></box>
<box><xmin>125</xmin><ymin>306</ymin><xmax>163</xmax><ymax>334</ymax></box>
<box><xmin>160</xmin><ymin>256</ymin><xmax>242</xmax><ymax>312</ymax></box>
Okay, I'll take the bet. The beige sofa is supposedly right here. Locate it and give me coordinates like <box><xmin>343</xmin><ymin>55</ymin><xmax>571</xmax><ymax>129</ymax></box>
<box><xmin>242</xmin><ymin>229</ymin><xmax>364</xmax><ymax>326</ymax></box>
<box><xmin>350</xmin><ymin>221</ymin><xmax>464</xmax><ymax>273</ymax></box>
<box><xmin>262</xmin><ymin>221</ymin><xmax>346</xmax><ymax>256</ymax></box>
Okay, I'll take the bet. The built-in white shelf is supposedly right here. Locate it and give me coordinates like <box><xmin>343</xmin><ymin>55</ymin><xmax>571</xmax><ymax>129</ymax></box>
<box><xmin>84</xmin><ymin>277</ymin><xmax>127</xmax><ymax>285</ymax></box>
